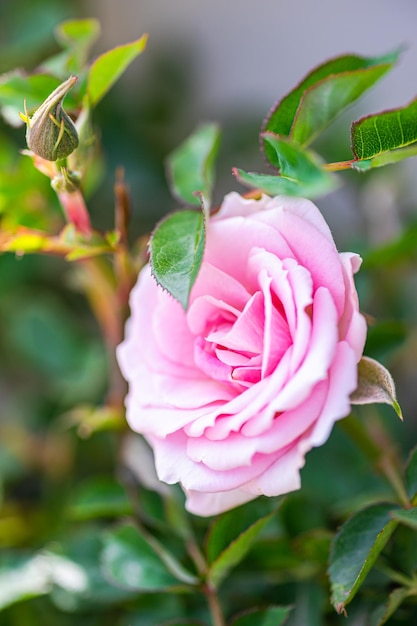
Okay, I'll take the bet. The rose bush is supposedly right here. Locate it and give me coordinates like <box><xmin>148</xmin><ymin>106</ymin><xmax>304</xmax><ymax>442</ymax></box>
<box><xmin>117</xmin><ymin>193</ymin><xmax>367</xmax><ymax>516</ymax></box>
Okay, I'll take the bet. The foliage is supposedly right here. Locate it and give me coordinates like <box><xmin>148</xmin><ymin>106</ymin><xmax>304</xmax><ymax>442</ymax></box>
<box><xmin>1</xmin><ymin>11</ymin><xmax>417</xmax><ymax>626</ymax></box>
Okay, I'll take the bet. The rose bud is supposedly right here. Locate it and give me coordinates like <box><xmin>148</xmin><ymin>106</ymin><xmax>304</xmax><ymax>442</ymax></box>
<box><xmin>22</xmin><ymin>76</ymin><xmax>79</xmax><ymax>161</ymax></box>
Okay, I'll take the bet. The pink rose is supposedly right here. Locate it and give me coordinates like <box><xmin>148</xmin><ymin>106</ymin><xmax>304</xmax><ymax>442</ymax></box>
<box><xmin>117</xmin><ymin>193</ymin><xmax>367</xmax><ymax>516</ymax></box>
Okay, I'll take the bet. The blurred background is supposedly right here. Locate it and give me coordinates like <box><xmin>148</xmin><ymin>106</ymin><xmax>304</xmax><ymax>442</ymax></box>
<box><xmin>1</xmin><ymin>1</ymin><xmax>417</xmax><ymax>624</ymax></box>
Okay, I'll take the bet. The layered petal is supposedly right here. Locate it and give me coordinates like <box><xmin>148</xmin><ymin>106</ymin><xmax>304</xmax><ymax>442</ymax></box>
<box><xmin>118</xmin><ymin>192</ymin><xmax>367</xmax><ymax>516</ymax></box>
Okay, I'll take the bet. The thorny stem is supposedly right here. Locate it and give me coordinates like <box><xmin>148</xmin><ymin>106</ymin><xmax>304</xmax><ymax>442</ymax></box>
<box><xmin>341</xmin><ymin>410</ymin><xmax>410</xmax><ymax>508</ymax></box>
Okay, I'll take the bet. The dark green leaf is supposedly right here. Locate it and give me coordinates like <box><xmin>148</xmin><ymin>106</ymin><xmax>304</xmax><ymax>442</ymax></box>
<box><xmin>350</xmin><ymin>356</ymin><xmax>402</xmax><ymax>419</ymax></box>
<box><xmin>206</xmin><ymin>499</ymin><xmax>277</xmax><ymax>564</ymax></box>
<box><xmin>122</xmin><ymin>595</ymin><xmax>188</xmax><ymax>626</ymax></box>
<box><xmin>166</xmin><ymin>122</ymin><xmax>220</xmax><ymax>207</ymax></box>
<box><xmin>150</xmin><ymin>209</ymin><xmax>205</xmax><ymax>309</ymax></box>
<box><xmin>206</xmin><ymin>503</ymin><xmax>276</xmax><ymax>588</ymax></box>
<box><xmin>4</xmin><ymin>293</ymin><xmax>106</xmax><ymax>402</ymax></box>
<box><xmin>351</xmin><ymin>97</ymin><xmax>417</xmax><ymax>164</ymax></box>
<box><xmin>68</xmin><ymin>476</ymin><xmax>133</xmax><ymax>520</ymax></box>
<box><xmin>371</xmin><ymin>587</ymin><xmax>413</xmax><ymax>626</ymax></box>
<box><xmin>101</xmin><ymin>523</ymin><xmax>198</xmax><ymax>591</ymax></box>
<box><xmin>234</xmin><ymin>134</ymin><xmax>337</xmax><ymax>199</ymax></box>
<box><xmin>289</xmin><ymin>582</ymin><xmax>326</xmax><ymax>626</ymax></box>
<box><xmin>0</xmin><ymin>528</ymin><xmax>136</xmax><ymax>612</ymax></box>
<box><xmin>230</xmin><ymin>606</ymin><xmax>293</xmax><ymax>626</ymax></box>
<box><xmin>405</xmin><ymin>446</ymin><xmax>417</xmax><ymax>501</ymax></box>
<box><xmin>87</xmin><ymin>34</ymin><xmax>148</xmax><ymax>107</ymax></box>
<box><xmin>388</xmin><ymin>524</ymin><xmax>417</xmax><ymax>577</ymax></box>
<box><xmin>0</xmin><ymin>554</ymin><xmax>51</xmax><ymax>609</ymax></box>
<box><xmin>48</xmin><ymin>529</ymin><xmax>134</xmax><ymax>612</ymax></box>
<box><xmin>262</xmin><ymin>50</ymin><xmax>399</xmax><ymax>164</ymax></box>
<box><xmin>390</xmin><ymin>507</ymin><xmax>417</xmax><ymax>530</ymax></box>
<box><xmin>329</xmin><ymin>503</ymin><xmax>399</xmax><ymax>612</ymax></box>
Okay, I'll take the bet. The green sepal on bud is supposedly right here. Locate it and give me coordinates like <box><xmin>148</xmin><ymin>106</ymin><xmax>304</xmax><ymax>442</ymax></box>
<box><xmin>21</xmin><ymin>76</ymin><xmax>79</xmax><ymax>161</ymax></box>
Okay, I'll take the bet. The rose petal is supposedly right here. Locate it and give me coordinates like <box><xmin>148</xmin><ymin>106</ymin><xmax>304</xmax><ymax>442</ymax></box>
<box><xmin>243</xmin><ymin>442</ymin><xmax>305</xmax><ymax>497</ymax></box>
<box><xmin>185</xmin><ymin>488</ymin><xmax>256</xmax><ymax>516</ymax></box>
<box><xmin>211</xmin><ymin>291</ymin><xmax>265</xmax><ymax>354</ymax></box>
<box><xmin>338</xmin><ymin>252</ymin><xmax>367</xmax><ymax>359</ymax></box>
<box><xmin>307</xmin><ymin>340</ymin><xmax>358</xmax><ymax>448</ymax></box>
<box><xmin>150</xmin><ymin>431</ymin><xmax>282</xmax><ymax>492</ymax></box>
<box><xmin>186</xmin><ymin>380</ymin><xmax>327</xmax><ymax>470</ymax></box>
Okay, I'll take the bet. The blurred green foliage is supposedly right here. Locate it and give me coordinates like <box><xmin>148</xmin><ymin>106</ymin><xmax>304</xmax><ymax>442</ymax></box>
<box><xmin>1</xmin><ymin>4</ymin><xmax>417</xmax><ymax>626</ymax></box>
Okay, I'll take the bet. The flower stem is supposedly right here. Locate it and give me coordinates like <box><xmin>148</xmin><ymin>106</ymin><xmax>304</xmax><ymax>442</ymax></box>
<box><xmin>205</xmin><ymin>584</ymin><xmax>226</xmax><ymax>626</ymax></box>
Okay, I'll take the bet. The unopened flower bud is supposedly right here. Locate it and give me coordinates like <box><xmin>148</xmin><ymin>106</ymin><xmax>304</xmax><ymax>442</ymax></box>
<box><xmin>22</xmin><ymin>76</ymin><xmax>79</xmax><ymax>161</ymax></box>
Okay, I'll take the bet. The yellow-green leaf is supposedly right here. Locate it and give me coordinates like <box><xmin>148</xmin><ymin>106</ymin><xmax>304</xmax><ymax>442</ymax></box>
<box><xmin>166</xmin><ymin>122</ymin><xmax>220</xmax><ymax>207</ymax></box>
<box><xmin>87</xmin><ymin>34</ymin><xmax>148</xmax><ymax>107</ymax></box>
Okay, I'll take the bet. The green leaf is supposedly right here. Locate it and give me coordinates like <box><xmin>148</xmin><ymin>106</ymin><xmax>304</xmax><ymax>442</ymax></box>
<box><xmin>123</xmin><ymin>596</ymin><xmax>189</xmax><ymax>626</ymax></box>
<box><xmin>350</xmin><ymin>356</ymin><xmax>402</xmax><ymax>419</ymax></box>
<box><xmin>328</xmin><ymin>503</ymin><xmax>399</xmax><ymax>612</ymax></box>
<box><xmin>50</xmin><ymin>18</ymin><xmax>101</xmax><ymax>76</ymax></box>
<box><xmin>234</xmin><ymin>134</ymin><xmax>337</xmax><ymax>199</ymax></box>
<box><xmin>48</xmin><ymin>529</ymin><xmax>134</xmax><ymax>612</ymax></box>
<box><xmin>101</xmin><ymin>523</ymin><xmax>198</xmax><ymax>591</ymax></box>
<box><xmin>166</xmin><ymin>122</ymin><xmax>221</xmax><ymax>207</ymax></box>
<box><xmin>68</xmin><ymin>476</ymin><xmax>133</xmax><ymax>520</ymax></box>
<box><xmin>351</xmin><ymin>97</ymin><xmax>417</xmax><ymax>165</ymax></box>
<box><xmin>150</xmin><ymin>208</ymin><xmax>206</xmax><ymax>309</ymax></box>
<box><xmin>262</xmin><ymin>50</ymin><xmax>399</xmax><ymax>164</ymax></box>
<box><xmin>290</xmin><ymin>64</ymin><xmax>396</xmax><ymax>148</ymax></box>
<box><xmin>0</xmin><ymin>554</ymin><xmax>51</xmax><ymax>609</ymax></box>
<box><xmin>289</xmin><ymin>582</ymin><xmax>326</xmax><ymax>626</ymax></box>
<box><xmin>56</xmin><ymin>18</ymin><xmax>100</xmax><ymax>52</ymax></box>
<box><xmin>0</xmin><ymin>72</ymin><xmax>77</xmax><ymax>126</ymax></box>
<box><xmin>371</xmin><ymin>587</ymin><xmax>413</xmax><ymax>626</ymax></box>
<box><xmin>230</xmin><ymin>606</ymin><xmax>293</xmax><ymax>626</ymax></box>
<box><xmin>0</xmin><ymin>529</ymin><xmax>135</xmax><ymax>612</ymax></box>
<box><xmin>87</xmin><ymin>34</ymin><xmax>148</xmax><ymax>107</ymax></box>
<box><xmin>390</xmin><ymin>507</ymin><xmax>417</xmax><ymax>530</ymax></box>
<box><xmin>351</xmin><ymin>144</ymin><xmax>417</xmax><ymax>171</ymax></box>
<box><xmin>206</xmin><ymin>503</ymin><xmax>276</xmax><ymax>588</ymax></box>
<box><xmin>405</xmin><ymin>446</ymin><xmax>417</xmax><ymax>501</ymax></box>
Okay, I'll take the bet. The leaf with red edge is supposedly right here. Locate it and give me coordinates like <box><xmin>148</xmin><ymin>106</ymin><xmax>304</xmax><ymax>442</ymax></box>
<box><xmin>262</xmin><ymin>50</ymin><xmax>399</xmax><ymax>166</ymax></box>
